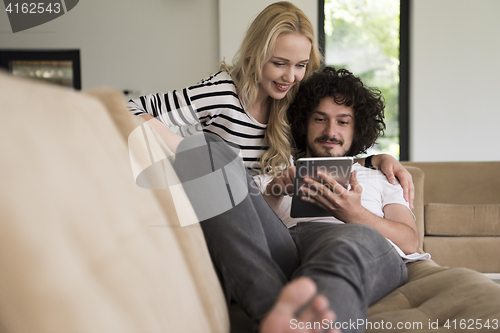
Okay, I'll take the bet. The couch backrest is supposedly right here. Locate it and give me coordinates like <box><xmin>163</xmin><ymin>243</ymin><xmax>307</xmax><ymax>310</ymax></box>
<box><xmin>85</xmin><ymin>87</ymin><xmax>230</xmax><ymax>331</ymax></box>
<box><xmin>402</xmin><ymin>161</ymin><xmax>500</xmax><ymax>205</ymax></box>
<box><xmin>0</xmin><ymin>73</ymin><xmax>229</xmax><ymax>333</ymax></box>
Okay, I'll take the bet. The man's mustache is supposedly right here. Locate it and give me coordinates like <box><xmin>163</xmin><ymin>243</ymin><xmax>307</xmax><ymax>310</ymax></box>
<box><xmin>315</xmin><ymin>136</ymin><xmax>343</xmax><ymax>145</ymax></box>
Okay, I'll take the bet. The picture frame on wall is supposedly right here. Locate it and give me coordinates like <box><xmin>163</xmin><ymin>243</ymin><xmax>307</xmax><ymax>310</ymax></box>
<box><xmin>0</xmin><ymin>49</ymin><xmax>81</xmax><ymax>90</ymax></box>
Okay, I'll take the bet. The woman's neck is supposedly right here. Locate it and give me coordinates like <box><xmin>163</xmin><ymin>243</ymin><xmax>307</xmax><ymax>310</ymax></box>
<box><xmin>249</xmin><ymin>90</ymin><xmax>272</xmax><ymax>124</ymax></box>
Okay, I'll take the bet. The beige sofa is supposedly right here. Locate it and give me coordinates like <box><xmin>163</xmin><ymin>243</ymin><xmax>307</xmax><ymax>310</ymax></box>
<box><xmin>1</xmin><ymin>72</ymin><xmax>499</xmax><ymax>333</ymax></box>
<box><xmin>402</xmin><ymin>161</ymin><xmax>500</xmax><ymax>273</ymax></box>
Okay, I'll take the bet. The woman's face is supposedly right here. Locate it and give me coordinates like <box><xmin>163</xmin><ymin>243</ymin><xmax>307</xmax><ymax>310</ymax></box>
<box><xmin>259</xmin><ymin>32</ymin><xmax>312</xmax><ymax>101</ymax></box>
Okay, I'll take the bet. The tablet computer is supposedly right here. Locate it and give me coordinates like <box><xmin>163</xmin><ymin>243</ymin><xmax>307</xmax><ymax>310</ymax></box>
<box><xmin>290</xmin><ymin>157</ymin><xmax>353</xmax><ymax>218</ymax></box>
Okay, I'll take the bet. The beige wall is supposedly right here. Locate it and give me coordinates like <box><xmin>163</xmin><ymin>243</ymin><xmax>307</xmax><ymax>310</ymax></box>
<box><xmin>410</xmin><ymin>0</ymin><xmax>500</xmax><ymax>161</ymax></box>
<box><xmin>0</xmin><ymin>0</ymin><xmax>220</xmax><ymax>94</ymax></box>
<box><xmin>218</xmin><ymin>0</ymin><xmax>317</xmax><ymax>64</ymax></box>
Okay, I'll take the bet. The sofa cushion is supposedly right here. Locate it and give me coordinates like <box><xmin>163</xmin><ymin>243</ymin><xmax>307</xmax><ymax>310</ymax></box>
<box><xmin>423</xmin><ymin>237</ymin><xmax>500</xmax><ymax>273</ymax></box>
<box><xmin>367</xmin><ymin>260</ymin><xmax>500</xmax><ymax>332</ymax></box>
<box><xmin>0</xmin><ymin>73</ymin><xmax>228</xmax><ymax>333</ymax></box>
<box><xmin>425</xmin><ymin>203</ymin><xmax>500</xmax><ymax>236</ymax></box>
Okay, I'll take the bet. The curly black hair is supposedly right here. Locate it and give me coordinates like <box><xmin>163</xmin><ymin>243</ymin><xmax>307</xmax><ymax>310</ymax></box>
<box><xmin>287</xmin><ymin>66</ymin><xmax>386</xmax><ymax>157</ymax></box>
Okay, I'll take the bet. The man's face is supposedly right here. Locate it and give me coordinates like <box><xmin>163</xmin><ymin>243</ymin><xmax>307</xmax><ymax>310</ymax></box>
<box><xmin>306</xmin><ymin>97</ymin><xmax>355</xmax><ymax>158</ymax></box>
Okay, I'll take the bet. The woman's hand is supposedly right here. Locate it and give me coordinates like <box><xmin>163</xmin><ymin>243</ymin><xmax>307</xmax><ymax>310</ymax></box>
<box><xmin>372</xmin><ymin>154</ymin><xmax>415</xmax><ymax>209</ymax></box>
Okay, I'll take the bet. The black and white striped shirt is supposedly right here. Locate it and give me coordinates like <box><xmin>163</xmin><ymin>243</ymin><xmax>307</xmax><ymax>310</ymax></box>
<box><xmin>128</xmin><ymin>71</ymin><xmax>267</xmax><ymax>174</ymax></box>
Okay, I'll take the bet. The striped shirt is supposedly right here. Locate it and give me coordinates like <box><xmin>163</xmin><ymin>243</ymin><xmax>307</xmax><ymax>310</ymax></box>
<box><xmin>128</xmin><ymin>71</ymin><xmax>267</xmax><ymax>175</ymax></box>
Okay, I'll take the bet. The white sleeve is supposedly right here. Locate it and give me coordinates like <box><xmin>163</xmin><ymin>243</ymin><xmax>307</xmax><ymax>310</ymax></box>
<box><xmin>381</xmin><ymin>181</ymin><xmax>415</xmax><ymax>219</ymax></box>
<box><xmin>127</xmin><ymin>88</ymin><xmax>200</xmax><ymax>129</ymax></box>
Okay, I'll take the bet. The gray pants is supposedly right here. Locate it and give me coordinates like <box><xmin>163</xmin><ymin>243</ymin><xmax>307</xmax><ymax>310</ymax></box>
<box><xmin>174</xmin><ymin>133</ymin><xmax>407</xmax><ymax>332</ymax></box>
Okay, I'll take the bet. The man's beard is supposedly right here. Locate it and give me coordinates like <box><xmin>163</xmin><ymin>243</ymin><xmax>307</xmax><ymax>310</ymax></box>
<box><xmin>307</xmin><ymin>135</ymin><xmax>347</xmax><ymax>157</ymax></box>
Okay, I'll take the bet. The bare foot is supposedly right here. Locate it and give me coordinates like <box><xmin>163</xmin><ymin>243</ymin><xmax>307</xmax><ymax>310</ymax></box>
<box><xmin>260</xmin><ymin>277</ymin><xmax>340</xmax><ymax>333</ymax></box>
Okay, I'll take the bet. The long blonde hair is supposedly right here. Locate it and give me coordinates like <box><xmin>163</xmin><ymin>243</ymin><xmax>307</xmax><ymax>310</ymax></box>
<box><xmin>220</xmin><ymin>1</ymin><xmax>322</xmax><ymax>175</ymax></box>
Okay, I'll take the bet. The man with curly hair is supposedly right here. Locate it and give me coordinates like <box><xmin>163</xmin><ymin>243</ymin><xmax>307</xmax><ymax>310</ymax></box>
<box><xmin>172</xmin><ymin>66</ymin><xmax>423</xmax><ymax>333</ymax></box>
<box><xmin>288</xmin><ymin>66</ymin><xmax>386</xmax><ymax>159</ymax></box>
<box><xmin>254</xmin><ymin>66</ymin><xmax>423</xmax><ymax>332</ymax></box>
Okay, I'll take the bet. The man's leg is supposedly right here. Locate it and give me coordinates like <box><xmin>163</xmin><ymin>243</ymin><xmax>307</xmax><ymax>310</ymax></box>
<box><xmin>290</xmin><ymin>223</ymin><xmax>407</xmax><ymax>333</ymax></box>
<box><xmin>173</xmin><ymin>133</ymin><xmax>300</xmax><ymax>325</ymax></box>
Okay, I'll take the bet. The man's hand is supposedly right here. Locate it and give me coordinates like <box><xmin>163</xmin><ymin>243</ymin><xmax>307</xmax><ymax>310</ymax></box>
<box><xmin>300</xmin><ymin>170</ymin><xmax>369</xmax><ymax>223</ymax></box>
<box><xmin>300</xmin><ymin>170</ymin><xmax>420</xmax><ymax>253</ymax></box>
<box><xmin>372</xmin><ymin>154</ymin><xmax>415</xmax><ymax>209</ymax></box>
<box><xmin>263</xmin><ymin>166</ymin><xmax>296</xmax><ymax>211</ymax></box>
